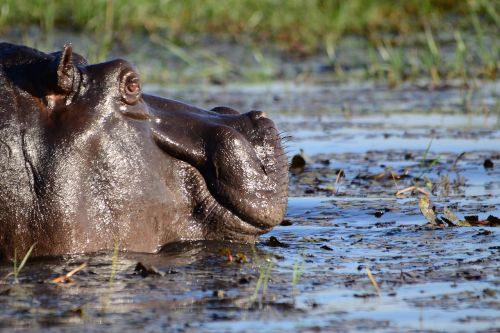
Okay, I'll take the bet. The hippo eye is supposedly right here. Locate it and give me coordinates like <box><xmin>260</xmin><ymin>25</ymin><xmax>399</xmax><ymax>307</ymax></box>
<box><xmin>120</xmin><ymin>72</ymin><xmax>142</xmax><ymax>105</ymax></box>
<box><xmin>126</xmin><ymin>81</ymin><xmax>139</xmax><ymax>95</ymax></box>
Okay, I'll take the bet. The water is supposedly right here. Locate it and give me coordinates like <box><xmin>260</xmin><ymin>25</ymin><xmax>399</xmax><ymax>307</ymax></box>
<box><xmin>1</xmin><ymin>78</ymin><xmax>499</xmax><ymax>332</ymax></box>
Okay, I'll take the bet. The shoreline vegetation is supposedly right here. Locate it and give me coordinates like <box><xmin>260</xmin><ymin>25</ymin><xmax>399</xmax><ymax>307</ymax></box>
<box><xmin>0</xmin><ymin>0</ymin><xmax>498</xmax><ymax>85</ymax></box>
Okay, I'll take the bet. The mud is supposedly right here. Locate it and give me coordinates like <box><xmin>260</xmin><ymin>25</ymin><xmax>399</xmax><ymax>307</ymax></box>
<box><xmin>1</xmin><ymin>79</ymin><xmax>499</xmax><ymax>332</ymax></box>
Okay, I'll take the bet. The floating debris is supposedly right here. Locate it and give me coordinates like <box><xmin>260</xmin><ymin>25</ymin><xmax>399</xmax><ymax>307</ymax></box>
<box><xmin>487</xmin><ymin>215</ymin><xmax>500</xmax><ymax>226</ymax></box>
<box><xmin>238</xmin><ymin>276</ymin><xmax>251</xmax><ymax>284</ymax></box>
<box><xmin>366</xmin><ymin>267</ymin><xmax>381</xmax><ymax>295</ymax></box>
<box><xmin>483</xmin><ymin>159</ymin><xmax>494</xmax><ymax>169</ymax></box>
<box><xmin>437</xmin><ymin>207</ymin><xmax>499</xmax><ymax>227</ymax></box>
<box><xmin>290</xmin><ymin>154</ymin><xmax>306</xmax><ymax>173</ymax></box>
<box><xmin>265</xmin><ymin>236</ymin><xmax>289</xmax><ymax>248</ymax></box>
<box><xmin>52</xmin><ymin>263</ymin><xmax>87</xmax><ymax>284</ymax></box>
<box><xmin>290</xmin><ymin>149</ymin><xmax>312</xmax><ymax>173</ymax></box>
<box><xmin>396</xmin><ymin>185</ymin><xmax>430</xmax><ymax>197</ymax></box>
<box><xmin>134</xmin><ymin>262</ymin><xmax>166</xmax><ymax>277</ymax></box>
<box><xmin>358</xmin><ymin>169</ymin><xmax>410</xmax><ymax>182</ymax></box>
<box><xmin>219</xmin><ymin>248</ymin><xmax>248</xmax><ymax>263</ymax></box>
<box><xmin>419</xmin><ymin>196</ymin><xmax>440</xmax><ymax>226</ymax></box>
<box><xmin>320</xmin><ymin>245</ymin><xmax>333</xmax><ymax>251</ymax></box>
<box><xmin>213</xmin><ymin>290</ymin><xmax>225</xmax><ymax>299</ymax></box>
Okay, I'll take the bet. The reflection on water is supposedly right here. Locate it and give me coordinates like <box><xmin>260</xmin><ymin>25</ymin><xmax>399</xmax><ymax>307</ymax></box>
<box><xmin>280</xmin><ymin>112</ymin><xmax>500</xmax><ymax>156</ymax></box>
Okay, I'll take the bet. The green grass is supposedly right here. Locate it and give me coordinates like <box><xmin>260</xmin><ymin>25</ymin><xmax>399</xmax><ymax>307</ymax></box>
<box><xmin>0</xmin><ymin>0</ymin><xmax>496</xmax><ymax>51</ymax></box>
<box><xmin>250</xmin><ymin>245</ymin><xmax>273</xmax><ymax>304</ymax></box>
<box><xmin>0</xmin><ymin>0</ymin><xmax>498</xmax><ymax>83</ymax></box>
<box><xmin>109</xmin><ymin>241</ymin><xmax>120</xmax><ymax>284</ymax></box>
<box><xmin>5</xmin><ymin>243</ymin><xmax>37</xmax><ymax>283</ymax></box>
<box><xmin>291</xmin><ymin>254</ymin><xmax>304</xmax><ymax>300</ymax></box>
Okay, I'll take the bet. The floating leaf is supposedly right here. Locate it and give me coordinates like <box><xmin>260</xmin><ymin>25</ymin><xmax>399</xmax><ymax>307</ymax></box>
<box><xmin>440</xmin><ymin>217</ymin><xmax>455</xmax><ymax>227</ymax></box>
<box><xmin>457</xmin><ymin>220</ymin><xmax>472</xmax><ymax>227</ymax></box>
<box><xmin>419</xmin><ymin>196</ymin><xmax>438</xmax><ymax>225</ymax></box>
<box><xmin>443</xmin><ymin>207</ymin><xmax>459</xmax><ymax>224</ymax></box>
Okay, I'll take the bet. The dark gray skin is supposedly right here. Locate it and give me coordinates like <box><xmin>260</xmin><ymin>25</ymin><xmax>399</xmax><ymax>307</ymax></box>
<box><xmin>0</xmin><ymin>43</ymin><xmax>288</xmax><ymax>259</ymax></box>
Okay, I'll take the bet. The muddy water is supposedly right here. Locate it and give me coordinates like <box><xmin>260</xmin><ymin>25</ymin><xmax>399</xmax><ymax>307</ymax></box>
<box><xmin>1</xmin><ymin>81</ymin><xmax>499</xmax><ymax>332</ymax></box>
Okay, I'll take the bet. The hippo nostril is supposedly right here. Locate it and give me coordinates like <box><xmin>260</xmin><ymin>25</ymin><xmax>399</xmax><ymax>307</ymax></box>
<box><xmin>248</xmin><ymin>110</ymin><xmax>267</xmax><ymax>121</ymax></box>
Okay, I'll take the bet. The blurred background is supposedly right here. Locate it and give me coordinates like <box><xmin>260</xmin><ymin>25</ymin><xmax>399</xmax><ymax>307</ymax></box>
<box><xmin>0</xmin><ymin>0</ymin><xmax>498</xmax><ymax>86</ymax></box>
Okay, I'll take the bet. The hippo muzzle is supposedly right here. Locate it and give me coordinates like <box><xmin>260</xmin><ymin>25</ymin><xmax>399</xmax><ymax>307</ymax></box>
<box><xmin>147</xmin><ymin>95</ymin><xmax>288</xmax><ymax>232</ymax></box>
<box><xmin>0</xmin><ymin>43</ymin><xmax>288</xmax><ymax>258</ymax></box>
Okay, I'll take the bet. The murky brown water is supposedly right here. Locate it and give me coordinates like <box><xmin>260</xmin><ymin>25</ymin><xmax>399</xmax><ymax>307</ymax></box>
<box><xmin>1</xmin><ymin>79</ymin><xmax>499</xmax><ymax>332</ymax></box>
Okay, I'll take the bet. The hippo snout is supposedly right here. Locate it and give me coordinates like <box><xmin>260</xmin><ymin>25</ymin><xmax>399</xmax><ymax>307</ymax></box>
<box><xmin>147</xmin><ymin>95</ymin><xmax>289</xmax><ymax>235</ymax></box>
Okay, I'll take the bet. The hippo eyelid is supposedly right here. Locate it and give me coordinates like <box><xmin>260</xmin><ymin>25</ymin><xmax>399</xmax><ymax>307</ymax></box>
<box><xmin>120</xmin><ymin>70</ymin><xmax>142</xmax><ymax>105</ymax></box>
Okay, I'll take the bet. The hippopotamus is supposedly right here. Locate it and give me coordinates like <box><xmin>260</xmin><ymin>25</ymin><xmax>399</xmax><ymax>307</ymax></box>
<box><xmin>0</xmin><ymin>43</ymin><xmax>288</xmax><ymax>259</ymax></box>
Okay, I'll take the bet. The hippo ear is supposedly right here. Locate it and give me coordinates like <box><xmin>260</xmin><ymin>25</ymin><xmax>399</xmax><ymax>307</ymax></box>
<box><xmin>56</xmin><ymin>44</ymin><xmax>75</xmax><ymax>93</ymax></box>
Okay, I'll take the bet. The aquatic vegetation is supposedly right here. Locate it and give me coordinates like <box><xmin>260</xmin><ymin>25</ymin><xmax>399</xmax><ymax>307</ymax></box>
<box><xmin>419</xmin><ymin>196</ymin><xmax>500</xmax><ymax>227</ymax></box>
<box><xmin>0</xmin><ymin>0</ymin><xmax>498</xmax><ymax>84</ymax></box>
<box><xmin>5</xmin><ymin>243</ymin><xmax>36</xmax><ymax>283</ymax></box>
<box><xmin>250</xmin><ymin>246</ymin><xmax>274</xmax><ymax>305</ymax></box>
<box><xmin>422</xmin><ymin>25</ymin><xmax>442</xmax><ymax>86</ymax></box>
<box><xmin>291</xmin><ymin>254</ymin><xmax>304</xmax><ymax>298</ymax></box>
<box><xmin>109</xmin><ymin>241</ymin><xmax>120</xmax><ymax>284</ymax></box>
<box><xmin>418</xmin><ymin>195</ymin><xmax>439</xmax><ymax>225</ymax></box>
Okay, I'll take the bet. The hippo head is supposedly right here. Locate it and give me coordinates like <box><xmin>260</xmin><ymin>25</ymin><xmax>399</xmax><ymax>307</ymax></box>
<box><xmin>0</xmin><ymin>43</ymin><xmax>288</xmax><ymax>258</ymax></box>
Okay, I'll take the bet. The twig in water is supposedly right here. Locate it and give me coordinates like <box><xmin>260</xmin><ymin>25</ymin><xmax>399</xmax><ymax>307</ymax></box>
<box><xmin>366</xmin><ymin>267</ymin><xmax>381</xmax><ymax>295</ymax></box>
<box><xmin>52</xmin><ymin>263</ymin><xmax>88</xmax><ymax>283</ymax></box>
<box><xmin>395</xmin><ymin>185</ymin><xmax>430</xmax><ymax>197</ymax></box>
<box><xmin>334</xmin><ymin>169</ymin><xmax>345</xmax><ymax>194</ymax></box>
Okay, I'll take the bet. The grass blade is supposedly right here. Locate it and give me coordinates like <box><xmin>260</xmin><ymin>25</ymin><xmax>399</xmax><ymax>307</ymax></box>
<box><xmin>14</xmin><ymin>243</ymin><xmax>37</xmax><ymax>280</ymax></box>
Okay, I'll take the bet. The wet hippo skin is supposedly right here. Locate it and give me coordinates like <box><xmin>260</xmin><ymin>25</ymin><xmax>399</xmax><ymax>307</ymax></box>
<box><xmin>0</xmin><ymin>43</ymin><xmax>288</xmax><ymax>259</ymax></box>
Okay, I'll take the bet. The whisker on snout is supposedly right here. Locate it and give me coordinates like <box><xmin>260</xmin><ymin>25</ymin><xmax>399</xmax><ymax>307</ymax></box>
<box><xmin>276</xmin><ymin>136</ymin><xmax>293</xmax><ymax>144</ymax></box>
<box><xmin>276</xmin><ymin>152</ymin><xmax>290</xmax><ymax>159</ymax></box>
